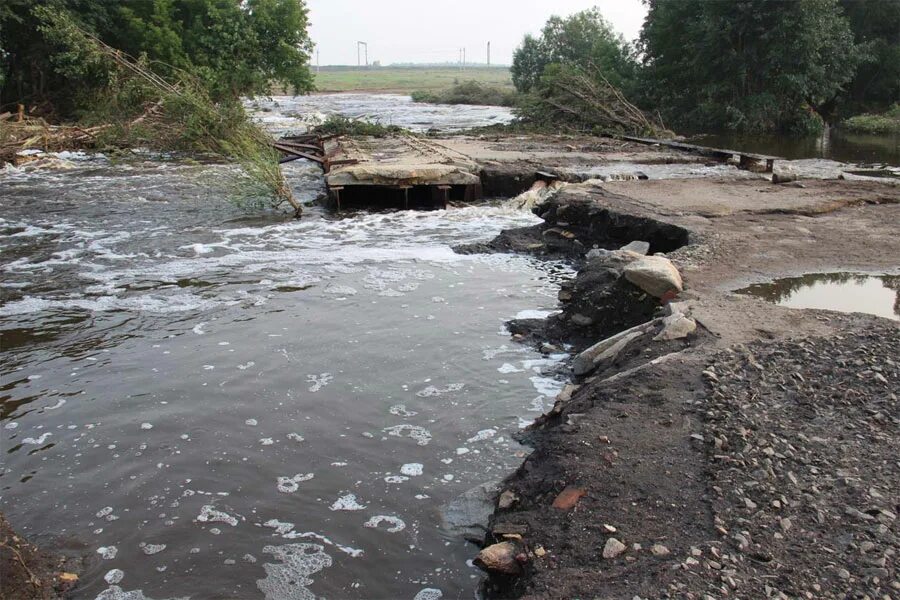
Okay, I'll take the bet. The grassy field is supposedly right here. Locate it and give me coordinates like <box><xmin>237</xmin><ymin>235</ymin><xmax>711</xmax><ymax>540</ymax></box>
<box><xmin>312</xmin><ymin>66</ymin><xmax>513</xmax><ymax>93</ymax></box>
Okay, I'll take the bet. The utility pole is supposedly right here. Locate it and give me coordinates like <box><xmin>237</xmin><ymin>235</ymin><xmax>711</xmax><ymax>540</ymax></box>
<box><xmin>463</xmin><ymin>47</ymin><xmax>466</xmax><ymax>70</ymax></box>
<box><xmin>357</xmin><ymin>41</ymin><xmax>368</xmax><ymax>67</ymax></box>
<box><xmin>487</xmin><ymin>41</ymin><xmax>491</xmax><ymax>66</ymax></box>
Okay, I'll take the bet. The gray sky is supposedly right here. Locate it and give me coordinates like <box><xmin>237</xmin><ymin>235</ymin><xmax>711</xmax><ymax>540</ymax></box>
<box><xmin>306</xmin><ymin>0</ymin><xmax>648</xmax><ymax>66</ymax></box>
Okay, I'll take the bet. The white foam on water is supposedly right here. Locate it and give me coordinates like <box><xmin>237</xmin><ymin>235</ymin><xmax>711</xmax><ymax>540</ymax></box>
<box><xmin>0</xmin><ymin>293</ymin><xmax>225</xmax><ymax>316</ymax></box>
<box><xmin>383</xmin><ymin>424</ymin><xmax>432</xmax><ymax>446</ymax></box>
<box><xmin>389</xmin><ymin>404</ymin><xmax>417</xmax><ymax>417</ymax></box>
<box><xmin>263</xmin><ymin>519</ymin><xmax>295</xmax><ymax>535</ymax></box>
<box><xmin>140</xmin><ymin>423</ymin><xmax>153</xmax><ymax>430</ymax></box>
<box><xmin>44</xmin><ymin>399</ymin><xmax>66</xmax><ymax>410</ymax></box>
<box><xmin>455</xmin><ymin>447</ymin><xmax>470</xmax><ymax>455</ymax></box>
<box><xmin>363</xmin><ymin>515</ymin><xmax>406</xmax><ymax>533</ymax></box>
<box><xmin>497</xmin><ymin>363</ymin><xmax>523</xmax><ymax>374</ymax></box>
<box><xmin>96</xmin><ymin>507</ymin><xmax>114</xmax><ymax>518</ymax></box>
<box><xmin>245</xmin><ymin>419</ymin><xmax>258</xmax><ymax>426</ymax></box>
<box><xmin>259</xmin><ymin>438</ymin><xmax>274</xmax><ymax>445</ymax></box>
<box><xmin>196</xmin><ymin>505</ymin><xmax>239</xmax><ymax>527</ymax></box>
<box><xmin>415</xmin><ymin>383</ymin><xmax>464</xmax><ymax>398</ymax></box>
<box><xmin>467</xmin><ymin>428</ymin><xmax>497</xmax><ymax>443</ymax></box>
<box><xmin>139</xmin><ymin>542</ymin><xmax>166</xmax><ymax>556</ymax></box>
<box><xmin>22</xmin><ymin>432</ymin><xmax>52</xmax><ymax>445</ymax></box>
<box><xmin>306</xmin><ymin>373</ymin><xmax>333</xmax><ymax>392</ymax></box>
<box><xmin>384</xmin><ymin>475</ymin><xmax>409</xmax><ymax>483</ymax></box>
<box><xmin>530</xmin><ymin>375</ymin><xmax>564</xmax><ymax>397</ymax></box>
<box><xmin>95</xmin><ymin>585</ymin><xmax>187</xmax><ymax>600</ymax></box>
<box><xmin>3</xmin><ymin>422</ymin><xmax>18</xmax><ymax>430</ymax></box>
<box><xmin>237</xmin><ymin>361</ymin><xmax>256</xmax><ymax>370</ymax></box>
<box><xmin>528</xmin><ymin>397</ymin><xmax>546</xmax><ymax>412</ymax></box>
<box><xmin>514</xmin><ymin>309</ymin><xmax>554</xmax><ymax>320</ymax></box>
<box><xmin>97</xmin><ymin>546</ymin><xmax>118</xmax><ymax>559</ymax></box>
<box><xmin>276</xmin><ymin>473</ymin><xmax>314</xmax><ymax>493</ymax></box>
<box><xmin>286</xmin><ymin>432</ymin><xmax>304</xmax><ymax>443</ymax></box>
<box><xmin>414</xmin><ymin>589</ymin><xmax>444</xmax><ymax>600</ymax></box>
<box><xmin>104</xmin><ymin>569</ymin><xmax>124</xmax><ymax>584</ymax></box>
<box><xmin>323</xmin><ymin>284</ymin><xmax>357</xmax><ymax>296</ymax></box>
<box><xmin>192</xmin><ymin>322</ymin><xmax>206</xmax><ymax>335</ymax></box>
<box><xmin>279</xmin><ymin>532</ymin><xmax>364</xmax><ymax>558</ymax></box>
<box><xmin>400</xmin><ymin>463</ymin><xmax>423</xmax><ymax>477</ymax></box>
<box><xmin>330</xmin><ymin>493</ymin><xmax>366</xmax><ymax>511</ymax></box>
<box><xmin>256</xmin><ymin>543</ymin><xmax>333</xmax><ymax>600</ymax></box>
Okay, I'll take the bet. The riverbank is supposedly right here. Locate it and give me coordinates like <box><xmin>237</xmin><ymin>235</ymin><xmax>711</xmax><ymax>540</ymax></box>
<box><xmin>0</xmin><ymin>514</ymin><xmax>80</xmax><ymax>599</ymax></box>
<box><xmin>464</xmin><ymin>169</ymin><xmax>899</xmax><ymax>597</ymax></box>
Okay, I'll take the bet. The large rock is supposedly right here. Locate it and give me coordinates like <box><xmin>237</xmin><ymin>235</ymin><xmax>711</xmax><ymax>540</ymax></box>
<box><xmin>623</xmin><ymin>255</ymin><xmax>683</xmax><ymax>298</ymax></box>
<box><xmin>653</xmin><ymin>312</ymin><xmax>697</xmax><ymax>341</ymax></box>
<box><xmin>572</xmin><ymin>318</ymin><xmax>662</xmax><ymax>376</ymax></box>
<box><xmin>441</xmin><ymin>480</ymin><xmax>500</xmax><ymax>539</ymax></box>
<box><xmin>474</xmin><ymin>542</ymin><xmax>524</xmax><ymax>575</ymax></box>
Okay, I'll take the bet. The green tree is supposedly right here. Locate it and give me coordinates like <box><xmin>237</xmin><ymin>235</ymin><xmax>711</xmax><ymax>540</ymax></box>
<box><xmin>639</xmin><ymin>0</ymin><xmax>863</xmax><ymax>133</ymax></box>
<box><xmin>839</xmin><ymin>0</ymin><xmax>900</xmax><ymax>115</ymax></box>
<box><xmin>0</xmin><ymin>0</ymin><xmax>313</xmax><ymax>116</ymax></box>
<box><xmin>511</xmin><ymin>8</ymin><xmax>636</xmax><ymax>94</ymax></box>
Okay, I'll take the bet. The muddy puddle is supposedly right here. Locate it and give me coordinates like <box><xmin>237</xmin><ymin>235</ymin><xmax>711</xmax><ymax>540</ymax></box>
<box><xmin>736</xmin><ymin>273</ymin><xmax>899</xmax><ymax>321</ymax></box>
<box><xmin>1</xmin><ymin>102</ymin><xmax>561</xmax><ymax>599</ymax></box>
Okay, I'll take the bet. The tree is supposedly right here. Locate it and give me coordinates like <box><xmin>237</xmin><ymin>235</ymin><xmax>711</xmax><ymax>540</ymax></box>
<box><xmin>839</xmin><ymin>0</ymin><xmax>900</xmax><ymax>115</ymax></box>
<box><xmin>639</xmin><ymin>0</ymin><xmax>863</xmax><ymax>133</ymax></box>
<box><xmin>511</xmin><ymin>8</ymin><xmax>636</xmax><ymax>95</ymax></box>
<box><xmin>0</xmin><ymin>0</ymin><xmax>314</xmax><ymax>117</ymax></box>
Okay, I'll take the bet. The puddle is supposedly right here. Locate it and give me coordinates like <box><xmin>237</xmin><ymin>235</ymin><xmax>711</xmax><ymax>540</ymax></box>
<box><xmin>736</xmin><ymin>273</ymin><xmax>899</xmax><ymax>321</ymax></box>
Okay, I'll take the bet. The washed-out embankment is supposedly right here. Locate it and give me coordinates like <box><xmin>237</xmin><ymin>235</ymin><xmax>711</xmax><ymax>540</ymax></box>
<box><xmin>453</xmin><ymin>172</ymin><xmax>900</xmax><ymax>599</ymax></box>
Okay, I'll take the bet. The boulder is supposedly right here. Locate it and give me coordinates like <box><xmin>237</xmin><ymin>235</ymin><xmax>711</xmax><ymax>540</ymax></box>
<box><xmin>623</xmin><ymin>255</ymin><xmax>683</xmax><ymax>298</ymax></box>
<box><xmin>619</xmin><ymin>240</ymin><xmax>650</xmax><ymax>255</ymax></box>
<box><xmin>442</xmin><ymin>480</ymin><xmax>500</xmax><ymax>539</ymax></box>
<box><xmin>653</xmin><ymin>312</ymin><xmax>697</xmax><ymax>341</ymax></box>
<box><xmin>474</xmin><ymin>542</ymin><xmax>524</xmax><ymax>575</ymax></box>
<box><xmin>572</xmin><ymin>318</ymin><xmax>662</xmax><ymax>376</ymax></box>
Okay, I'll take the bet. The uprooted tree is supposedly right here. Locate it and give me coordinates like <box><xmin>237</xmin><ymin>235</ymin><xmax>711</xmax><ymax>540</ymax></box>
<box><xmin>515</xmin><ymin>64</ymin><xmax>670</xmax><ymax>137</ymax></box>
<box><xmin>510</xmin><ymin>8</ymin><xmax>665</xmax><ymax>137</ymax></box>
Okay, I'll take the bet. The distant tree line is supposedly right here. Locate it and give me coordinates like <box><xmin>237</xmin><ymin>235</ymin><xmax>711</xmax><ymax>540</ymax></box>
<box><xmin>511</xmin><ymin>0</ymin><xmax>899</xmax><ymax>134</ymax></box>
<box><xmin>0</xmin><ymin>0</ymin><xmax>314</xmax><ymax>118</ymax></box>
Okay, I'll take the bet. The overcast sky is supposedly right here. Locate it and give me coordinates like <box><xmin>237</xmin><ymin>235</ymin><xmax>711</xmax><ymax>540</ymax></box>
<box><xmin>306</xmin><ymin>0</ymin><xmax>648</xmax><ymax>66</ymax></box>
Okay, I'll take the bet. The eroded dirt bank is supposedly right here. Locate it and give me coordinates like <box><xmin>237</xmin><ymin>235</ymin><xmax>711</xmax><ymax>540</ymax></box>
<box><xmin>469</xmin><ymin>174</ymin><xmax>900</xmax><ymax>599</ymax></box>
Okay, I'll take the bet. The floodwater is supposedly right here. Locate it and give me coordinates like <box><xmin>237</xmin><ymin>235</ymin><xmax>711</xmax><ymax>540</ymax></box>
<box><xmin>688</xmin><ymin>129</ymin><xmax>900</xmax><ymax>166</ymax></box>
<box><xmin>248</xmin><ymin>93</ymin><xmax>515</xmax><ymax>135</ymax></box>
<box><xmin>0</xmin><ymin>104</ymin><xmax>563</xmax><ymax>599</ymax></box>
<box><xmin>735</xmin><ymin>273</ymin><xmax>900</xmax><ymax>322</ymax></box>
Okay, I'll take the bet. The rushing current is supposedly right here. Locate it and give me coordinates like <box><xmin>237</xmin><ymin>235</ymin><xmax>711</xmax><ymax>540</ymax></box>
<box><xmin>0</xmin><ymin>97</ymin><xmax>567</xmax><ymax>600</ymax></box>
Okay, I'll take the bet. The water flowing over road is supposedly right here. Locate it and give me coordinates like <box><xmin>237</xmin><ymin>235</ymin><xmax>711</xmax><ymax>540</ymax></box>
<box><xmin>0</xmin><ymin>98</ymin><xmax>564</xmax><ymax>600</ymax></box>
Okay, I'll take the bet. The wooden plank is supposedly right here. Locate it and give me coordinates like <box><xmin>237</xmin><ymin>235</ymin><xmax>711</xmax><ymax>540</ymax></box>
<box><xmin>620</xmin><ymin>135</ymin><xmax>781</xmax><ymax>161</ymax></box>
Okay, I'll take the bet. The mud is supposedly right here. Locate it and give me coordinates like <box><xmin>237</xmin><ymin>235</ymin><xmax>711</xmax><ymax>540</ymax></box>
<box><xmin>0</xmin><ymin>514</ymin><xmax>83</xmax><ymax>600</ymax></box>
<box><xmin>464</xmin><ymin>150</ymin><xmax>900</xmax><ymax>598</ymax></box>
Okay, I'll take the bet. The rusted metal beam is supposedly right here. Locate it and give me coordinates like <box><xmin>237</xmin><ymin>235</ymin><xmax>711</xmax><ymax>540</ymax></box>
<box><xmin>273</xmin><ymin>144</ymin><xmax>326</xmax><ymax>164</ymax></box>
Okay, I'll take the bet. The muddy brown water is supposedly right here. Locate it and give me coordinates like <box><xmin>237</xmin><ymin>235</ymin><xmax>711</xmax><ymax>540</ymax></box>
<box><xmin>0</xmin><ymin>100</ymin><xmax>566</xmax><ymax>600</ymax></box>
<box><xmin>736</xmin><ymin>273</ymin><xmax>900</xmax><ymax>322</ymax></box>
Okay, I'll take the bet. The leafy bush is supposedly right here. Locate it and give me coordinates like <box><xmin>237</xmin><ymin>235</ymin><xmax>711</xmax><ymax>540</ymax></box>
<box><xmin>313</xmin><ymin>115</ymin><xmax>403</xmax><ymax>137</ymax></box>
<box><xmin>410</xmin><ymin>81</ymin><xmax>517</xmax><ymax>107</ymax></box>
<box><xmin>842</xmin><ymin>105</ymin><xmax>900</xmax><ymax>134</ymax></box>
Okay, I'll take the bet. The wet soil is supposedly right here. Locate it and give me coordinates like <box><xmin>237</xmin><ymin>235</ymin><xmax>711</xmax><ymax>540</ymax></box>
<box><xmin>468</xmin><ymin>171</ymin><xmax>900</xmax><ymax>598</ymax></box>
<box><xmin>0</xmin><ymin>514</ymin><xmax>80</xmax><ymax>599</ymax></box>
